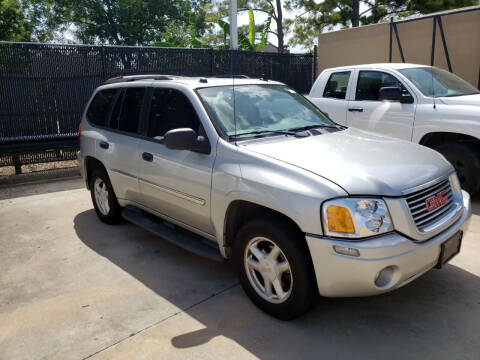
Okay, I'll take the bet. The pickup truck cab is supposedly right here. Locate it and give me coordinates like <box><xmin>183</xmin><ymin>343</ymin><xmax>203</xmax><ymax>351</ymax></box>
<box><xmin>78</xmin><ymin>75</ymin><xmax>471</xmax><ymax>320</ymax></box>
<box><xmin>307</xmin><ymin>63</ymin><xmax>480</xmax><ymax>194</ymax></box>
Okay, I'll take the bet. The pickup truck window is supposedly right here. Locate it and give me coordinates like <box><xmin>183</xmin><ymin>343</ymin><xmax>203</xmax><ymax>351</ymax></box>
<box><xmin>197</xmin><ymin>84</ymin><xmax>334</xmax><ymax>139</ymax></box>
<box><xmin>356</xmin><ymin>71</ymin><xmax>404</xmax><ymax>101</ymax></box>
<box><xmin>147</xmin><ymin>88</ymin><xmax>201</xmax><ymax>139</ymax></box>
<box><xmin>398</xmin><ymin>67</ymin><xmax>480</xmax><ymax>97</ymax></box>
<box><xmin>323</xmin><ymin>71</ymin><xmax>350</xmax><ymax>99</ymax></box>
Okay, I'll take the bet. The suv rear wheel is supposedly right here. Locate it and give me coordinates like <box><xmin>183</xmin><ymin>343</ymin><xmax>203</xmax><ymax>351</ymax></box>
<box><xmin>234</xmin><ymin>218</ymin><xmax>316</xmax><ymax>320</ymax></box>
<box><xmin>434</xmin><ymin>142</ymin><xmax>480</xmax><ymax>195</ymax></box>
<box><xmin>90</xmin><ymin>169</ymin><xmax>122</xmax><ymax>224</ymax></box>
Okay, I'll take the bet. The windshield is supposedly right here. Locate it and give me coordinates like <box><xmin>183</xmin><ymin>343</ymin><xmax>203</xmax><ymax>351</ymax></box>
<box><xmin>197</xmin><ymin>84</ymin><xmax>335</xmax><ymax>139</ymax></box>
<box><xmin>398</xmin><ymin>67</ymin><xmax>479</xmax><ymax>97</ymax></box>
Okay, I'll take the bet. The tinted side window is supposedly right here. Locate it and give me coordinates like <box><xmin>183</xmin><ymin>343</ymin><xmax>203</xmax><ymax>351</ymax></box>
<box><xmin>323</xmin><ymin>71</ymin><xmax>350</xmax><ymax>99</ymax></box>
<box><xmin>118</xmin><ymin>87</ymin><xmax>145</xmax><ymax>134</ymax></box>
<box><xmin>86</xmin><ymin>89</ymin><xmax>117</xmax><ymax>126</ymax></box>
<box><xmin>147</xmin><ymin>88</ymin><xmax>201</xmax><ymax>139</ymax></box>
<box><xmin>109</xmin><ymin>90</ymin><xmax>124</xmax><ymax>130</ymax></box>
<box><xmin>356</xmin><ymin>71</ymin><xmax>404</xmax><ymax>101</ymax></box>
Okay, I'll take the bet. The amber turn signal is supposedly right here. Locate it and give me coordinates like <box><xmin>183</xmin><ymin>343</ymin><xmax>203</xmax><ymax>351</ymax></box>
<box><xmin>326</xmin><ymin>205</ymin><xmax>355</xmax><ymax>233</ymax></box>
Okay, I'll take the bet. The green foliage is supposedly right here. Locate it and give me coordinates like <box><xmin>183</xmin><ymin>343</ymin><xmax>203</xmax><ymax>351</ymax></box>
<box><xmin>0</xmin><ymin>0</ymin><xmax>27</xmax><ymax>41</ymax></box>
<box><xmin>0</xmin><ymin>0</ymin><xmax>64</xmax><ymax>42</ymax></box>
<box><xmin>248</xmin><ymin>8</ymin><xmax>255</xmax><ymax>46</ymax></box>
<box><xmin>54</xmin><ymin>0</ymin><xmax>189</xmax><ymax>45</ymax></box>
<box><xmin>216</xmin><ymin>8</ymin><xmax>272</xmax><ymax>51</ymax></box>
<box><xmin>406</xmin><ymin>0</ymin><xmax>477</xmax><ymax>13</ymax></box>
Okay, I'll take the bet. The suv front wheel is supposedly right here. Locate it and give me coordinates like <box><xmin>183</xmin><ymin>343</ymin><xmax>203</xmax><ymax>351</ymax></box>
<box><xmin>90</xmin><ymin>169</ymin><xmax>122</xmax><ymax>224</ymax></box>
<box><xmin>234</xmin><ymin>218</ymin><xmax>316</xmax><ymax>320</ymax></box>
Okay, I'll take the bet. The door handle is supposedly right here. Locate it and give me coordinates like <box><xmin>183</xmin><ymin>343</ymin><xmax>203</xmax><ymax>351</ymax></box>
<box><xmin>348</xmin><ymin>107</ymin><xmax>363</xmax><ymax>112</ymax></box>
<box><xmin>142</xmin><ymin>152</ymin><xmax>153</xmax><ymax>162</ymax></box>
<box><xmin>99</xmin><ymin>141</ymin><xmax>109</xmax><ymax>149</ymax></box>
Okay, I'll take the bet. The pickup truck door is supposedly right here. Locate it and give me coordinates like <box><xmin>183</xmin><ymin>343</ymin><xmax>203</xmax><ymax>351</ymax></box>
<box><xmin>346</xmin><ymin>70</ymin><xmax>416</xmax><ymax>140</ymax></box>
<box><xmin>308</xmin><ymin>70</ymin><xmax>352</xmax><ymax>125</ymax></box>
<box><xmin>137</xmin><ymin>87</ymin><xmax>216</xmax><ymax>235</ymax></box>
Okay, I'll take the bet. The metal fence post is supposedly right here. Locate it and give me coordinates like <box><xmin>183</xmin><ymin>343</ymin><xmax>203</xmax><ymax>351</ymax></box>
<box><xmin>389</xmin><ymin>18</ymin><xmax>393</xmax><ymax>62</ymax></box>
<box><xmin>13</xmin><ymin>153</ymin><xmax>21</xmax><ymax>174</ymax></box>
<box><xmin>313</xmin><ymin>45</ymin><xmax>317</xmax><ymax>82</ymax></box>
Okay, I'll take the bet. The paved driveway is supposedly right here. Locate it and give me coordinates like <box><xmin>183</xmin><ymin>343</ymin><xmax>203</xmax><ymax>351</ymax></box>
<box><xmin>1</xmin><ymin>178</ymin><xmax>479</xmax><ymax>360</ymax></box>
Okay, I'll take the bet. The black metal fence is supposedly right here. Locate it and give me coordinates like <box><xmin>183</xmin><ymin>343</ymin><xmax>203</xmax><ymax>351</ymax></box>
<box><xmin>0</xmin><ymin>42</ymin><xmax>315</xmax><ymax>174</ymax></box>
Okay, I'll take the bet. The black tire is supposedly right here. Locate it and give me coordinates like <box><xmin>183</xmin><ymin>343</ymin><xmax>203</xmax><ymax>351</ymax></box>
<box><xmin>434</xmin><ymin>142</ymin><xmax>480</xmax><ymax>195</ymax></box>
<box><xmin>89</xmin><ymin>168</ymin><xmax>123</xmax><ymax>224</ymax></box>
<box><xmin>233</xmin><ymin>217</ymin><xmax>316</xmax><ymax>320</ymax></box>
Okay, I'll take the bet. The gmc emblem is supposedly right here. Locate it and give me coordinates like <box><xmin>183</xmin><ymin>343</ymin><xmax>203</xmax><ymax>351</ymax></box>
<box><xmin>426</xmin><ymin>190</ymin><xmax>448</xmax><ymax>211</ymax></box>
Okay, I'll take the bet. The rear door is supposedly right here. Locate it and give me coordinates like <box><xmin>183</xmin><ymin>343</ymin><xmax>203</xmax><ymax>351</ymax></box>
<box><xmin>137</xmin><ymin>86</ymin><xmax>216</xmax><ymax>235</ymax></box>
<box><xmin>95</xmin><ymin>86</ymin><xmax>147</xmax><ymax>203</ymax></box>
<box><xmin>308</xmin><ymin>70</ymin><xmax>352</xmax><ymax>125</ymax></box>
<box><xmin>346</xmin><ymin>70</ymin><xmax>416</xmax><ymax>140</ymax></box>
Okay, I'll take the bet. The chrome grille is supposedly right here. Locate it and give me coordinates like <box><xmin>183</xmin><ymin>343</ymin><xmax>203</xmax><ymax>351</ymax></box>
<box><xmin>405</xmin><ymin>178</ymin><xmax>455</xmax><ymax>231</ymax></box>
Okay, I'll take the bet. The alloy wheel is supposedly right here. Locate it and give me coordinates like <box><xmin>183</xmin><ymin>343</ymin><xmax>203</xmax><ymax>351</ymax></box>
<box><xmin>244</xmin><ymin>237</ymin><xmax>293</xmax><ymax>304</ymax></box>
<box><xmin>94</xmin><ymin>178</ymin><xmax>110</xmax><ymax>215</ymax></box>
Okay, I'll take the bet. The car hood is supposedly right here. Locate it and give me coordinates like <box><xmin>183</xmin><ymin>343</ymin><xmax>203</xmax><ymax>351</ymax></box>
<box><xmin>241</xmin><ymin>128</ymin><xmax>453</xmax><ymax>196</ymax></box>
<box><xmin>439</xmin><ymin>94</ymin><xmax>480</xmax><ymax>106</ymax></box>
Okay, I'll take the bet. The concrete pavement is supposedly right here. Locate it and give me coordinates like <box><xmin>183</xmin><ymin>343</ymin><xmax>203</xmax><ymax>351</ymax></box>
<box><xmin>0</xmin><ymin>178</ymin><xmax>479</xmax><ymax>359</ymax></box>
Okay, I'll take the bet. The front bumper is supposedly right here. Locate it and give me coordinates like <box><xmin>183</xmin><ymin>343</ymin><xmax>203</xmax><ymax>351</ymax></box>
<box><xmin>306</xmin><ymin>190</ymin><xmax>471</xmax><ymax>297</ymax></box>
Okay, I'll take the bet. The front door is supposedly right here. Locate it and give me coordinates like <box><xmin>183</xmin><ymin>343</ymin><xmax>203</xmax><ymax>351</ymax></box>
<box><xmin>138</xmin><ymin>87</ymin><xmax>216</xmax><ymax>235</ymax></box>
<box><xmin>347</xmin><ymin>70</ymin><xmax>416</xmax><ymax>140</ymax></box>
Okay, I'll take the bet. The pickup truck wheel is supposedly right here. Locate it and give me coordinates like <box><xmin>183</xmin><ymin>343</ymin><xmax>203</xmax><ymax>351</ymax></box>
<box><xmin>90</xmin><ymin>169</ymin><xmax>122</xmax><ymax>224</ymax></box>
<box><xmin>234</xmin><ymin>219</ymin><xmax>315</xmax><ymax>320</ymax></box>
<box><xmin>434</xmin><ymin>142</ymin><xmax>480</xmax><ymax>195</ymax></box>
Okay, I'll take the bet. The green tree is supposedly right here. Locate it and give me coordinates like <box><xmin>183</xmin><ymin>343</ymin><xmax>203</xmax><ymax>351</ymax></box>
<box><xmin>0</xmin><ymin>0</ymin><xmax>28</xmax><ymax>41</ymax></box>
<box><xmin>0</xmin><ymin>0</ymin><xmax>64</xmax><ymax>41</ymax></box>
<box><xmin>203</xmin><ymin>0</ymin><xmax>286</xmax><ymax>52</ymax></box>
<box><xmin>56</xmin><ymin>0</ymin><xmax>192</xmax><ymax>45</ymax></box>
<box><xmin>215</xmin><ymin>8</ymin><xmax>272</xmax><ymax>50</ymax></box>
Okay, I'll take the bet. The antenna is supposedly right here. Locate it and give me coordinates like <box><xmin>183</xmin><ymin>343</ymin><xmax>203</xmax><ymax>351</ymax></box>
<box><xmin>233</xmin><ymin>63</ymin><xmax>237</xmax><ymax>145</ymax></box>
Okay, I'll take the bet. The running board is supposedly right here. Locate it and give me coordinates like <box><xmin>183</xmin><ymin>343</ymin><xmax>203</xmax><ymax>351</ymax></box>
<box><xmin>121</xmin><ymin>206</ymin><xmax>224</xmax><ymax>262</ymax></box>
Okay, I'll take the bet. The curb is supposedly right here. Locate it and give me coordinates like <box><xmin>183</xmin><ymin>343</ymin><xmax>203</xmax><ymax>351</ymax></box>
<box><xmin>0</xmin><ymin>167</ymin><xmax>81</xmax><ymax>187</ymax></box>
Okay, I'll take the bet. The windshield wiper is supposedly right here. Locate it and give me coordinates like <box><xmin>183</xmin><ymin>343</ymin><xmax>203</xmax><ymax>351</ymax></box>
<box><xmin>230</xmin><ymin>129</ymin><xmax>300</xmax><ymax>139</ymax></box>
<box><xmin>288</xmin><ymin>124</ymin><xmax>344</xmax><ymax>132</ymax></box>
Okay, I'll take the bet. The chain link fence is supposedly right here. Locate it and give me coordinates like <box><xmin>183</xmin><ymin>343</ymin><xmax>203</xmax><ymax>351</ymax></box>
<box><xmin>0</xmin><ymin>42</ymin><xmax>315</xmax><ymax>175</ymax></box>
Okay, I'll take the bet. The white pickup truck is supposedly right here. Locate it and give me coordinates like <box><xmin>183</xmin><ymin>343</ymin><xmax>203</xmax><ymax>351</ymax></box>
<box><xmin>307</xmin><ymin>63</ymin><xmax>480</xmax><ymax>194</ymax></box>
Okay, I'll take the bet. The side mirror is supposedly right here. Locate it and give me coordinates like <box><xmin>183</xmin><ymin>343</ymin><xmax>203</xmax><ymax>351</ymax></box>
<box><xmin>378</xmin><ymin>86</ymin><xmax>414</xmax><ymax>104</ymax></box>
<box><xmin>164</xmin><ymin>128</ymin><xmax>210</xmax><ymax>154</ymax></box>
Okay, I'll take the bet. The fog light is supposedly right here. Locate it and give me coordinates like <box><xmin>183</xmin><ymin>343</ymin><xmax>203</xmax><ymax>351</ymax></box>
<box><xmin>374</xmin><ymin>266</ymin><xmax>396</xmax><ymax>287</ymax></box>
<box><xmin>333</xmin><ymin>245</ymin><xmax>360</xmax><ymax>257</ymax></box>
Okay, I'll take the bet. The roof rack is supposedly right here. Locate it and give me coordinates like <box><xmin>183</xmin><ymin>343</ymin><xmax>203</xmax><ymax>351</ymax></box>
<box><xmin>103</xmin><ymin>74</ymin><xmax>173</xmax><ymax>85</ymax></box>
<box><xmin>214</xmin><ymin>75</ymin><xmax>250</xmax><ymax>79</ymax></box>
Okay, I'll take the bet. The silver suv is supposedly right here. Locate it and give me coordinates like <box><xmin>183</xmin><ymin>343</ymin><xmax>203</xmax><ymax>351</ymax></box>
<box><xmin>78</xmin><ymin>75</ymin><xmax>471</xmax><ymax>320</ymax></box>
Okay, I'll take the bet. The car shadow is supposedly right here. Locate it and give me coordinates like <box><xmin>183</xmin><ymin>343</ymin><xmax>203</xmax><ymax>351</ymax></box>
<box><xmin>74</xmin><ymin>209</ymin><xmax>480</xmax><ymax>359</ymax></box>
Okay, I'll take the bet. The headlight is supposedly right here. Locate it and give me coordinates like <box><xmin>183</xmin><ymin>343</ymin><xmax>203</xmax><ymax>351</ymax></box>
<box><xmin>321</xmin><ymin>198</ymin><xmax>393</xmax><ymax>239</ymax></box>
